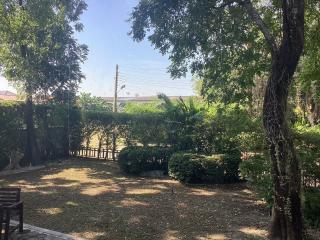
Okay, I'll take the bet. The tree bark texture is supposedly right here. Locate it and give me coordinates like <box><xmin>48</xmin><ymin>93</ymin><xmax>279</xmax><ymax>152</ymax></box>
<box><xmin>24</xmin><ymin>93</ymin><xmax>40</xmax><ymax>166</ymax></box>
<box><xmin>262</xmin><ymin>1</ymin><xmax>305</xmax><ymax>239</ymax></box>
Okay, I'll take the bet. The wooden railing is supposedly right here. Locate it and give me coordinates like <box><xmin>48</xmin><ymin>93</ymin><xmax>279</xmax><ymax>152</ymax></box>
<box><xmin>303</xmin><ymin>173</ymin><xmax>320</xmax><ymax>188</ymax></box>
<box><xmin>71</xmin><ymin>147</ymin><xmax>119</xmax><ymax>160</ymax></box>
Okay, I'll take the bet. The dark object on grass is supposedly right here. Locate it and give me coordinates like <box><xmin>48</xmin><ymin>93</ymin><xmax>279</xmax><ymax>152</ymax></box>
<box><xmin>0</xmin><ymin>188</ymin><xmax>24</xmax><ymax>240</ymax></box>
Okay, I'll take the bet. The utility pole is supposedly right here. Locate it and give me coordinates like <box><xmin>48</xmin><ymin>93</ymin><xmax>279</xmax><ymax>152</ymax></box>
<box><xmin>113</xmin><ymin>64</ymin><xmax>119</xmax><ymax>113</ymax></box>
<box><xmin>112</xmin><ymin>64</ymin><xmax>119</xmax><ymax>161</ymax></box>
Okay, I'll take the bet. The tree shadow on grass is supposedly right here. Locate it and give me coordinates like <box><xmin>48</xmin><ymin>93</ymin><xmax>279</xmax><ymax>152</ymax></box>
<box><xmin>1</xmin><ymin>158</ymin><xmax>270</xmax><ymax>240</ymax></box>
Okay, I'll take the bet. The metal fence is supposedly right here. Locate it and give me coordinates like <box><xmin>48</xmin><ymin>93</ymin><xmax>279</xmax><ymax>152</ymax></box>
<box><xmin>71</xmin><ymin>147</ymin><xmax>119</xmax><ymax>160</ymax></box>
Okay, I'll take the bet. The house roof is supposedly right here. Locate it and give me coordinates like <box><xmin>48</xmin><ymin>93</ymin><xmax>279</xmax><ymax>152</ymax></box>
<box><xmin>0</xmin><ymin>90</ymin><xmax>17</xmax><ymax>100</ymax></box>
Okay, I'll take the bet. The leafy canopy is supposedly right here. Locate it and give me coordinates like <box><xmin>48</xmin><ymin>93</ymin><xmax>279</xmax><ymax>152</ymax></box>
<box><xmin>130</xmin><ymin>0</ymin><xmax>319</xmax><ymax>105</ymax></box>
<box><xmin>0</xmin><ymin>0</ymin><xmax>88</xmax><ymax>96</ymax></box>
<box><xmin>129</xmin><ymin>0</ymin><xmax>280</xmax><ymax>103</ymax></box>
<box><xmin>297</xmin><ymin>0</ymin><xmax>320</xmax><ymax>101</ymax></box>
<box><xmin>77</xmin><ymin>92</ymin><xmax>112</xmax><ymax>112</ymax></box>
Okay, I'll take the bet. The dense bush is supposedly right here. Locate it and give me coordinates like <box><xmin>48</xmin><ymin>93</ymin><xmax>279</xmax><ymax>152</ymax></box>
<box><xmin>304</xmin><ymin>188</ymin><xmax>320</xmax><ymax>228</ymax></box>
<box><xmin>168</xmin><ymin>153</ymin><xmax>207</xmax><ymax>183</ymax></box>
<box><xmin>85</xmin><ymin>99</ymin><xmax>264</xmax><ymax>158</ymax></box>
<box><xmin>0</xmin><ymin>101</ymin><xmax>82</xmax><ymax>169</ymax></box>
<box><xmin>240</xmin><ymin>152</ymin><xmax>320</xmax><ymax>228</ymax></box>
<box><xmin>168</xmin><ymin>153</ymin><xmax>241</xmax><ymax>184</ymax></box>
<box><xmin>222</xmin><ymin>152</ymin><xmax>242</xmax><ymax>183</ymax></box>
<box><xmin>35</xmin><ymin>104</ymin><xmax>83</xmax><ymax>160</ymax></box>
<box><xmin>118</xmin><ymin>146</ymin><xmax>172</xmax><ymax>175</ymax></box>
<box><xmin>0</xmin><ymin>101</ymin><xmax>24</xmax><ymax>170</ymax></box>
<box><xmin>206</xmin><ymin>103</ymin><xmax>264</xmax><ymax>154</ymax></box>
<box><xmin>294</xmin><ymin>125</ymin><xmax>320</xmax><ymax>184</ymax></box>
<box><xmin>240</xmin><ymin>154</ymin><xmax>274</xmax><ymax>207</ymax></box>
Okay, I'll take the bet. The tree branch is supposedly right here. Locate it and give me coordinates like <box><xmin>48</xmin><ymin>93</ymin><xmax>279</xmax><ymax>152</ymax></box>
<box><xmin>214</xmin><ymin>0</ymin><xmax>239</xmax><ymax>9</ymax></box>
<box><xmin>241</xmin><ymin>0</ymin><xmax>278</xmax><ymax>55</ymax></box>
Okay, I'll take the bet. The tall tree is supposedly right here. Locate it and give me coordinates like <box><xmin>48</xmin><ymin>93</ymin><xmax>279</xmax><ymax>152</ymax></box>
<box><xmin>296</xmin><ymin>0</ymin><xmax>320</xmax><ymax>126</ymax></box>
<box><xmin>77</xmin><ymin>92</ymin><xmax>112</xmax><ymax>112</ymax></box>
<box><xmin>0</xmin><ymin>0</ymin><xmax>88</xmax><ymax>165</ymax></box>
<box><xmin>130</xmin><ymin>0</ymin><xmax>305</xmax><ymax>238</ymax></box>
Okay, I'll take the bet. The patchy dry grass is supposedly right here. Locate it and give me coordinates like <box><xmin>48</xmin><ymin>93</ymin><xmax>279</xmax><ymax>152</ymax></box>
<box><xmin>0</xmin><ymin>158</ymin><xmax>270</xmax><ymax>240</ymax></box>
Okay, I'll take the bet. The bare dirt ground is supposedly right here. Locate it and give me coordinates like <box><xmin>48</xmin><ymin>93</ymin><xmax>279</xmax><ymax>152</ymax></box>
<box><xmin>0</xmin><ymin>158</ymin><xmax>271</xmax><ymax>240</ymax></box>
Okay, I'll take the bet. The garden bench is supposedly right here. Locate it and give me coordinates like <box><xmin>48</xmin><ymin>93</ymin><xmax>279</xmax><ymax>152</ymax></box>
<box><xmin>0</xmin><ymin>188</ymin><xmax>24</xmax><ymax>240</ymax></box>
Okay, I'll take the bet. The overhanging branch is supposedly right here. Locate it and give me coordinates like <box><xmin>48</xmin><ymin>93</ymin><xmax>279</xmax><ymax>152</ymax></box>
<box><xmin>242</xmin><ymin>0</ymin><xmax>278</xmax><ymax>55</ymax></box>
<box><xmin>214</xmin><ymin>0</ymin><xmax>239</xmax><ymax>9</ymax></box>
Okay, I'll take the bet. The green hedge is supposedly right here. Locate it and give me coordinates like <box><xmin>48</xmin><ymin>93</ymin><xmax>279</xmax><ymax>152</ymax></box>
<box><xmin>0</xmin><ymin>101</ymin><xmax>24</xmax><ymax>170</ymax></box>
<box><xmin>168</xmin><ymin>153</ymin><xmax>241</xmax><ymax>184</ymax></box>
<box><xmin>240</xmin><ymin>154</ymin><xmax>320</xmax><ymax>228</ymax></box>
<box><xmin>0</xmin><ymin>101</ymin><xmax>82</xmax><ymax>169</ymax></box>
<box><xmin>240</xmin><ymin>154</ymin><xmax>274</xmax><ymax>207</ymax></box>
<box><xmin>305</xmin><ymin>188</ymin><xmax>320</xmax><ymax>229</ymax></box>
<box><xmin>118</xmin><ymin>146</ymin><xmax>173</xmax><ymax>175</ymax></box>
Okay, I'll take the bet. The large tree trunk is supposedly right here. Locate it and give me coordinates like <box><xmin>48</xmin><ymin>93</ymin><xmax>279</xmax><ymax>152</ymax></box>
<box><xmin>18</xmin><ymin>0</ymin><xmax>40</xmax><ymax>166</ymax></box>
<box><xmin>262</xmin><ymin>1</ymin><xmax>305</xmax><ymax>239</ymax></box>
<box><xmin>24</xmin><ymin>93</ymin><xmax>41</xmax><ymax>166</ymax></box>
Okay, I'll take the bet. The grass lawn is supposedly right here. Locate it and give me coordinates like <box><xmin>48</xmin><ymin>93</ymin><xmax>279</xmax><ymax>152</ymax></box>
<box><xmin>0</xmin><ymin>158</ymin><xmax>270</xmax><ymax>240</ymax></box>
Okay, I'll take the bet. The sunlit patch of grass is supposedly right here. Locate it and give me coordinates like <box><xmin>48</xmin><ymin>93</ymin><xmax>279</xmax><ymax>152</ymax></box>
<box><xmin>71</xmin><ymin>230</ymin><xmax>106</xmax><ymax>239</ymax></box>
<box><xmin>242</xmin><ymin>189</ymin><xmax>253</xmax><ymax>194</ymax></box>
<box><xmin>81</xmin><ymin>185</ymin><xmax>121</xmax><ymax>196</ymax></box>
<box><xmin>188</xmin><ymin>189</ymin><xmax>217</xmax><ymax>196</ymax></box>
<box><xmin>118</xmin><ymin>198</ymin><xmax>149</xmax><ymax>207</ymax></box>
<box><xmin>37</xmin><ymin>207</ymin><xmax>63</xmax><ymax>216</ymax></box>
<box><xmin>16</xmin><ymin>180</ymin><xmax>29</xmax><ymax>184</ymax></box>
<box><xmin>41</xmin><ymin>168</ymin><xmax>98</xmax><ymax>183</ymax></box>
<box><xmin>196</xmin><ymin>234</ymin><xmax>229</xmax><ymax>240</ymax></box>
<box><xmin>163</xmin><ymin>230</ymin><xmax>181</xmax><ymax>240</ymax></box>
<box><xmin>150</xmin><ymin>179</ymin><xmax>178</xmax><ymax>184</ymax></box>
<box><xmin>65</xmin><ymin>201</ymin><xmax>79</xmax><ymax>207</ymax></box>
<box><xmin>151</xmin><ymin>184</ymin><xmax>169</xmax><ymax>190</ymax></box>
<box><xmin>238</xmin><ymin>227</ymin><xmax>268</xmax><ymax>237</ymax></box>
<box><xmin>126</xmin><ymin>188</ymin><xmax>161</xmax><ymax>195</ymax></box>
<box><xmin>1</xmin><ymin>159</ymin><xmax>271</xmax><ymax>240</ymax></box>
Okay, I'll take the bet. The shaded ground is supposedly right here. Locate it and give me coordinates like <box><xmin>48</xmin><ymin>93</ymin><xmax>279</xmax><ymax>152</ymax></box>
<box><xmin>1</xmin><ymin>159</ymin><xmax>270</xmax><ymax>240</ymax></box>
<box><xmin>10</xmin><ymin>220</ymin><xmax>84</xmax><ymax>240</ymax></box>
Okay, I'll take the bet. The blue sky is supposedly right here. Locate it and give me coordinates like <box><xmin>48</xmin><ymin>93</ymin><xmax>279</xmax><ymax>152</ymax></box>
<box><xmin>0</xmin><ymin>0</ymin><xmax>194</xmax><ymax>97</ymax></box>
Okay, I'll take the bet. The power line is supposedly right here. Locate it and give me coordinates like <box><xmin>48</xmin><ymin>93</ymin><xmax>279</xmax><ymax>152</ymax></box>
<box><xmin>114</xmin><ymin>64</ymin><xmax>194</xmax><ymax>96</ymax></box>
<box><xmin>125</xmin><ymin>83</ymin><xmax>192</xmax><ymax>90</ymax></box>
<box><xmin>119</xmin><ymin>78</ymin><xmax>191</xmax><ymax>88</ymax></box>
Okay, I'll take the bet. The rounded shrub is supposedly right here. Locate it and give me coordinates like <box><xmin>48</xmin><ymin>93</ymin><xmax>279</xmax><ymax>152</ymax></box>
<box><xmin>118</xmin><ymin>146</ymin><xmax>172</xmax><ymax>175</ymax></box>
<box><xmin>168</xmin><ymin>153</ymin><xmax>240</xmax><ymax>184</ymax></box>
<box><xmin>201</xmin><ymin>155</ymin><xmax>225</xmax><ymax>183</ymax></box>
<box><xmin>168</xmin><ymin>153</ymin><xmax>205</xmax><ymax>183</ymax></box>
<box><xmin>222</xmin><ymin>153</ymin><xmax>242</xmax><ymax>183</ymax></box>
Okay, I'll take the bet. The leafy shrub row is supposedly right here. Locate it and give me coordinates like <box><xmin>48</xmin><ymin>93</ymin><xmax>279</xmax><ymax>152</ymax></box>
<box><xmin>168</xmin><ymin>152</ymin><xmax>241</xmax><ymax>184</ymax></box>
<box><xmin>240</xmin><ymin>152</ymin><xmax>320</xmax><ymax>228</ymax></box>
<box><xmin>0</xmin><ymin>101</ymin><xmax>82</xmax><ymax>169</ymax></box>
<box><xmin>118</xmin><ymin>146</ymin><xmax>173</xmax><ymax>174</ymax></box>
<box><xmin>0</xmin><ymin>101</ymin><xmax>24</xmax><ymax>170</ymax></box>
<box><xmin>305</xmin><ymin>188</ymin><xmax>320</xmax><ymax>228</ymax></box>
<box><xmin>240</xmin><ymin>154</ymin><xmax>274</xmax><ymax>207</ymax></box>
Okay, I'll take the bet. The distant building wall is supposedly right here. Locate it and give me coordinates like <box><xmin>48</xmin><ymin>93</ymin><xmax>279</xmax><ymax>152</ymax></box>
<box><xmin>103</xmin><ymin>96</ymin><xmax>193</xmax><ymax>104</ymax></box>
